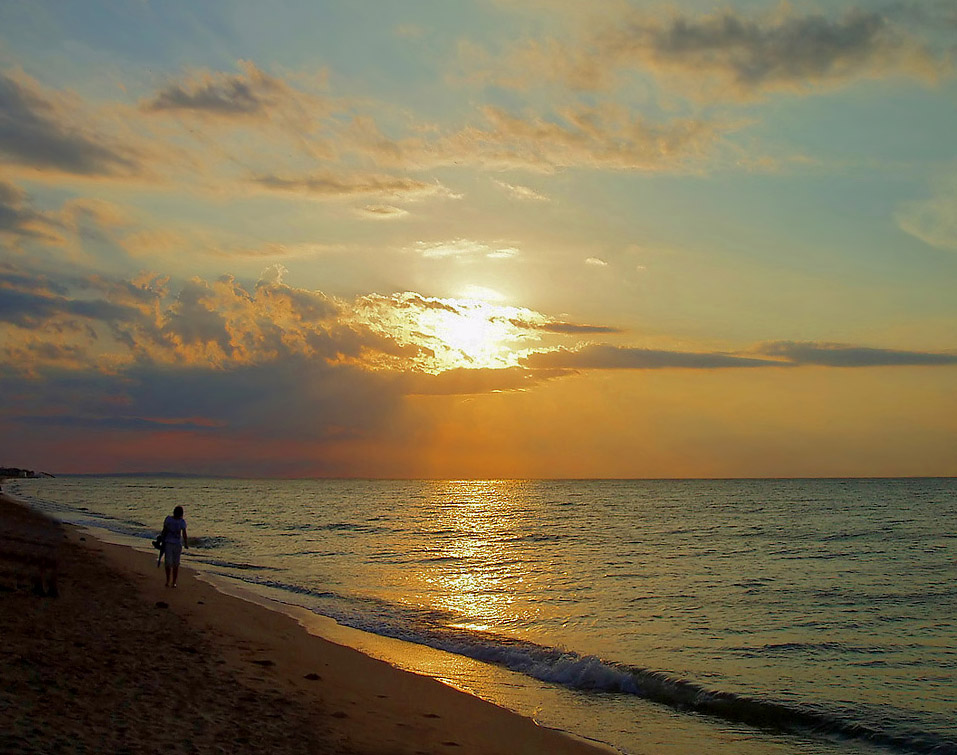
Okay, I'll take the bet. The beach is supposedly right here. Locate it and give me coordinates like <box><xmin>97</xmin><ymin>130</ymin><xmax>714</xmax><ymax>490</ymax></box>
<box><xmin>0</xmin><ymin>492</ymin><xmax>611</xmax><ymax>755</ymax></box>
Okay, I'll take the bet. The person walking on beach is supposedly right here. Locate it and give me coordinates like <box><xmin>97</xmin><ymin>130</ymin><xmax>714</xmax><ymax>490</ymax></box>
<box><xmin>161</xmin><ymin>505</ymin><xmax>188</xmax><ymax>588</ymax></box>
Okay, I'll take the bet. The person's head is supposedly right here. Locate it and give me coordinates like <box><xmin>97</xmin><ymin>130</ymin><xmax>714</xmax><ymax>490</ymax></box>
<box><xmin>173</xmin><ymin>505</ymin><xmax>184</xmax><ymax>519</ymax></box>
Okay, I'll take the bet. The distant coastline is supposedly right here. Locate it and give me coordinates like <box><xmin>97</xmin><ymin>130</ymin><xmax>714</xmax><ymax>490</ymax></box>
<box><xmin>0</xmin><ymin>467</ymin><xmax>55</xmax><ymax>480</ymax></box>
<box><xmin>37</xmin><ymin>472</ymin><xmax>957</xmax><ymax>482</ymax></box>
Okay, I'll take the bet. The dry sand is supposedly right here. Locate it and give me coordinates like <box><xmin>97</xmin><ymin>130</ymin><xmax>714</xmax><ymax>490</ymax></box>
<box><xmin>0</xmin><ymin>493</ymin><xmax>613</xmax><ymax>755</ymax></box>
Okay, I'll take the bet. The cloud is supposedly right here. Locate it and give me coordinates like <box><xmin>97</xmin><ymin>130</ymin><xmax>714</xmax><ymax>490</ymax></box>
<box><xmin>350</xmin><ymin>98</ymin><xmax>720</xmax><ymax>173</ymax></box>
<box><xmin>605</xmin><ymin>8</ymin><xmax>942</xmax><ymax>98</ymax></box>
<box><xmin>4</xmin><ymin>257</ymin><xmax>956</xmax><ymax>476</ymax></box>
<box><xmin>407</xmin><ymin>238</ymin><xmax>520</xmax><ymax>260</ymax></box>
<box><xmin>2</xmin><ymin>262</ymin><xmax>556</xmax><ymax>379</ymax></box>
<box><xmin>475</xmin><ymin>7</ymin><xmax>946</xmax><ymax>102</ymax></box>
<box><xmin>0</xmin><ymin>70</ymin><xmax>140</xmax><ymax>176</ymax></box>
<box><xmin>143</xmin><ymin>61</ymin><xmax>290</xmax><ymax>117</ymax></box>
<box><xmin>252</xmin><ymin>172</ymin><xmax>447</xmax><ymax>200</ymax></box>
<box><xmin>520</xmin><ymin>341</ymin><xmax>957</xmax><ymax>371</ymax></box>
<box><xmin>895</xmin><ymin>175</ymin><xmax>957</xmax><ymax>251</ymax></box>
<box><xmin>429</xmin><ymin>104</ymin><xmax>720</xmax><ymax>172</ymax></box>
<box><xmin>0</xmin><ymin>283</ymin><xmax>140</xmax><ymax>330</ymax></box>
<box><xmin>0</xmin><ymin>264</ymin><xmax>352</xmax><ymax>371</ymax></box>
<box><xmin>523</xmin><ymin>344</ymin><xmax>778</xmax><ymax>370</ymax></box>
<box><xmin>0</xmin><ymin>263</ymin><xmax>576</xmax><ymax>460</ymax></box>
<box><xmin>2</xmin><ymin>357</ymin><xmax>404</xmax><ymax>446</ymax></box>
<box><xmin>585</xmin><ymin>257</ymin><xmax>608</xmax><ymax>267</ymax></box>
<box><xmin>0</xmin><ymin>181</ymin><xmax>61</xmax><ymax>241</ymax></box>
<box><xmin>162</xmin><ymin>278</ymin><xmax>233</xmax><ymax>356</ymax></box>
<box><xmin>759</xmin><ymin>341</ymin><xmax>957</xmax><ymax>367</ymax></box>
<box><xmin>60</xmin><ymin>197</ymin><xmax>133</xmax><ymax>231</ymax></box>
<box><xmin>513</xmin><ymin>319</ymin><xmax>623</xmax><ymax>335</ymax></box>
<box><xmin>357</xmin><ymin>204</ymin><xmax>410</xmax><ymax>220</ymax></box>
<box><xmin>0</xmin><ymin>264</ymin><xmax>155</xmax><ymax>339</ymax></box>
<box><xmin>493</xmin><ymin>180</ymin><xmax>549</xmax><ymax>201</ymax></box>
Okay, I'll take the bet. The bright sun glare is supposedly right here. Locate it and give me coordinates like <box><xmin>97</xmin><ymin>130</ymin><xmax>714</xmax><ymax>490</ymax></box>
<box><xmin>357</xmin><ymin>292</ymin><xmax>546</xmax><ymax>373</ymax></box>
<box><xmin>419</xmin><ymin>301</ymin><xmax>520</xmax><ymax>371</ymax></box>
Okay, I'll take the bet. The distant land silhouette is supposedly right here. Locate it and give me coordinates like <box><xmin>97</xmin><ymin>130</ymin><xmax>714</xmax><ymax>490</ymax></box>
<box><xmin>0</xmin><ymin>468</ymin><xmax>55</xmax><ymax>480</ymax></box>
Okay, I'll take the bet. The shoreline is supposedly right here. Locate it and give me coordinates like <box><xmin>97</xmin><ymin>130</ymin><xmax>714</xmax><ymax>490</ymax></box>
<box><xmin>0</xmin><ymin>491</ymin><xmax>615</xmax><ymax>755</ymax></box>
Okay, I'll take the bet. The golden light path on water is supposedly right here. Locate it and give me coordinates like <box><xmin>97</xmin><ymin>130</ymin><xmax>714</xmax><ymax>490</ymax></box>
<box><xmin>415</xmin><ymin>480</ymin><xmax>533</xmax><ymax>632</ymax></box>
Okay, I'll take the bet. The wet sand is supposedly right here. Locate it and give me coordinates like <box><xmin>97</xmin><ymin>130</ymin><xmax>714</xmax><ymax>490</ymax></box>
<box><xmin>0</xmin><ymin>493</ymin><xmax>612</xmax><ymax>755</ymax></box>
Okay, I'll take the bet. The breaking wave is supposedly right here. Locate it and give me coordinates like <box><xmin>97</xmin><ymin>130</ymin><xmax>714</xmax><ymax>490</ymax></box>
<box><xmin>214</xmin><ymin>572</ymin><xmax>956</xmax><ymax>755</ymax></box>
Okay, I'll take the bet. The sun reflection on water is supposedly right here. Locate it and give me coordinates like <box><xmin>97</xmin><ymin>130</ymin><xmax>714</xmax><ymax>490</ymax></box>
<box><xmin>415</xmin><ymin>480</ymin><xmax>532</xmax><ymax>631</ymax></box>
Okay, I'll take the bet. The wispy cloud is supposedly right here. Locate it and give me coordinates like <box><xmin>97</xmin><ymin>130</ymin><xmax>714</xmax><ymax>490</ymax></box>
<box><xmin>895</xmin><ymin>174</ymin><xmax>957</xmax><ymax>251</ymax></box>
<box><xmin>493</xmin><ymin>180</ymin><xmax>549</xmax><ymax>201</ymax></box>
<box><xmin>143</xmin><ymin>61</ymin><xmax>292</xmax><ymax>118</ymax></box>
<box><xmin>0</xmin><ymin>181</ymin><xmax>61</xmax><ymax>241</ymax></box>
<box><xmin>407</xmin><ymin>238</ymin><xmax>520</xmax><ymax>260</ymax></box>
<box><xmin>510</xmin><ymin>318</ymin><xmax>622</xmax><ymax>335</ymax></box>
<box><xmin>428</xmin><ymin>104</ymin><xmax>720</xmax><ymax>172</ymax></box>
<box><xmin>0</xmin><ymin>70</ymin><xmax>141</xmax><ymax>177</ymax></box>
<box><xmin>477</xmin><ymin>7</ymin><xmax>947</xmax><ymax>102</ymax></box>
<box><xmin>523</xmin><ymin>344</ymin><xmax>778</xmax><ymax>370</ymax></box>
<box><xmin>522</xmin><ymin>341</ymin><xmax>957</xmax><ymax>371</ymax></box>
<box><xmin>251</xmin><ymin>172</ymin><xmax>448</xmax><ymax>200</ymax></box>
<box><xmin>346</xmin><ymin>97</ymin><xmax>721</xmax><ymax>174</ymax></box>
<box><xmin>357</xmin><ymin>204</ymin><xmax>410</xmax><ymax>220</ymax></box>
<box><xmin>758</xmin><ymin>341</ymin><xmax>957</xmax><ymax>367</ymax></box>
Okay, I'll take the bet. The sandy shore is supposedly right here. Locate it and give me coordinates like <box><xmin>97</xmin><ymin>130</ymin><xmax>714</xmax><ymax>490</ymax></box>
<box><xmin>0</xmin><ymin>493</ymin><xmax>613</xmax><ymax>755</ymax></box>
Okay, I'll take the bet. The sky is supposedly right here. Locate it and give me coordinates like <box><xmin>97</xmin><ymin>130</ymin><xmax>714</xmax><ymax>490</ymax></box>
<box><xmin>0</xmin><ymin>0</ymin><xmax>955</xmax><ymax>478</ymax></box>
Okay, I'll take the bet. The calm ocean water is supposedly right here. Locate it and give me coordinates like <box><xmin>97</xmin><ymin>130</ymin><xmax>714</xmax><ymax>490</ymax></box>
<box><xmin>10</xmin><ymin>477</ymin><xmax>956</xmax><ymax>755</ymax></box>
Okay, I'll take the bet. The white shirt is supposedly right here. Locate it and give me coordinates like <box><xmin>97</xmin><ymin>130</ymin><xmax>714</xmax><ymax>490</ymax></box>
<box><xmin>163</xmin><ymin>515</ymin><xmax>187</xmax><ymax>544</ymax></box>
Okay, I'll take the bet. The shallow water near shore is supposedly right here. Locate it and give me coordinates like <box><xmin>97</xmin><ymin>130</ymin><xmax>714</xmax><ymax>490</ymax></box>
<box><xmin>11</xmin><ymin>476</ymin><xmax>957</xmax><ymax>755</ymax></box>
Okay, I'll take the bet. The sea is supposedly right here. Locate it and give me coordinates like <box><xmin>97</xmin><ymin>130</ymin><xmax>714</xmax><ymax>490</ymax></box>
<box><xmin>7</xmin><ymin>476</ymin><xmax>956</xmax><ymax>755</ymax></box>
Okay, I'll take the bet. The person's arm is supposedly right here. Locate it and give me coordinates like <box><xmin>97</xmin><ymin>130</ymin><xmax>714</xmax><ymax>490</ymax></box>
<box><xmin>183</xmin><ymin>524</ymin><xmax>188</xmax><ymax>549</ymax></box>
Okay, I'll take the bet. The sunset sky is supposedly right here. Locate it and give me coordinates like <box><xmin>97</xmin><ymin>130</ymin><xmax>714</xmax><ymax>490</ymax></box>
<box><xmin>1</xmin><ymin>0</ymin><xmax>955</xmax><ymax>478</ymax></box>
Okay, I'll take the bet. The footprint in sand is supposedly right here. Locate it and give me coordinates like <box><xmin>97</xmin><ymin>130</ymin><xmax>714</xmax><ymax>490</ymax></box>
<box><xmin>303</xmin><ymin>673</ymin><xmax>321</xmax><ymax>681</ymax></box>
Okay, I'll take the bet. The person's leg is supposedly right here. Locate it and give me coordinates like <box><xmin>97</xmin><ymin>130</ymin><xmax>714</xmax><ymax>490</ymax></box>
<box><xmin>167</xmin><ymin>543</ymin><xmax>182</xmax><ymax>586</ymax></box>
<box><xmin>165</xmin><ymin>563</ymin><xmax>171</xmax><ymax>587</ymax></box>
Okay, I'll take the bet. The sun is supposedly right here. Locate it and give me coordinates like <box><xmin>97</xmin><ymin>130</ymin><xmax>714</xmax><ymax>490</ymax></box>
<box><xmin>354</xmin><ymin>292</ymin><xmax>550</xmax><ymax>373</ymax></box>
<box><xmin>420</xmin><ymin>300</ymin><xmax>519</xmax><ymax>370</ymax></box>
